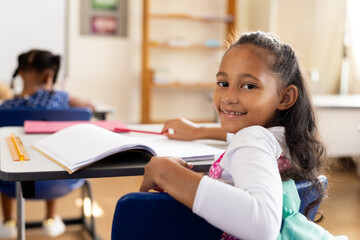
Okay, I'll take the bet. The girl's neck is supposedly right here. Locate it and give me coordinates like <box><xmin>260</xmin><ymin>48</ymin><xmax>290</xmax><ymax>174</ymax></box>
<box><xmin>19</xmin><ymin>84</ymin><xmax>49</xmax><ymax>97</ymax></box>
<box><xmin>18</xmin><ymin>71</ymin><xmax>53</xmax><ymax>97</ymax></box>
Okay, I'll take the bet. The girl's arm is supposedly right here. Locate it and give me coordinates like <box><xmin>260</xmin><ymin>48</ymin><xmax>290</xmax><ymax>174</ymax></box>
<box><xmin>141</xmin><ymin>126</ymin><xmax>283</xmax><ymax>239</ymax></box>
<box><xmin>162</xmin><ymin>118</ymin><xmax>227</xmax><ymax>141</ymax></box>
<box><xmin>140</xmin><ymin>156</ymin><xmax>202</xmax><ymax>209</ymax></box>
<box><xmin>69</xmin><ymin>95</ymin><xmax>96</xmax><ymax>112</ymax></box>
<box><xmin>193</xmin><ymin>126</ymin><xmax>283</xmax><ymax>239</ymax></box>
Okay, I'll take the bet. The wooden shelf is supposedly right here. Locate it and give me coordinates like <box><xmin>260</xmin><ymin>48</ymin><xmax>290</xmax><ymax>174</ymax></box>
<box><xmin>149</xmin><ymin>42</ymin><xmax>223</xmax><ymax>50</ymax></box>
<box><xmin>150</xmin><ymin>13</ymin><xmax>234</xmax><ymax>23</ymax></box>
<box><xmin>151</xmin><ymin>82</ymin><xmax>215</xmax><ymax>89</ymax></box>
<box><xmin>141</xmin><ymin>0</ymin><xmax>236</xmax><ymax>123</ymax></box>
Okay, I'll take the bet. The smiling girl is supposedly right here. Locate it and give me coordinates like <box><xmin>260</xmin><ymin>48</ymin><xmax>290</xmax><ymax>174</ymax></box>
<box><xmin>140</xmin><ymin>32</ymin><xmax>347</xmax><ymax>240</ymax></box>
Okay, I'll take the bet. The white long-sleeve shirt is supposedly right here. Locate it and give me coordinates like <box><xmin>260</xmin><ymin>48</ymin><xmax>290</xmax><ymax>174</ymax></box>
<box><xmin>193</xmin><ymin>126</ymin><xmax>284</xmax><ymax>240</ymax></box>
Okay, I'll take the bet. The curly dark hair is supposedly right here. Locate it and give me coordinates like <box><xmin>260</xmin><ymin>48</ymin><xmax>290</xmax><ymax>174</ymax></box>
<box><xmin>229</xmin><ymin>31</ymin><xmax>325</xmax><ymax>221</ymax></box>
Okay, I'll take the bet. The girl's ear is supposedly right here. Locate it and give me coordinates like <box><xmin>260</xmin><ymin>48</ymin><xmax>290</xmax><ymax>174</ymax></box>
<box><xmin>278</xmin><ymin>84</ymin><xmax>298</xmax><ymax>110</ymax></box>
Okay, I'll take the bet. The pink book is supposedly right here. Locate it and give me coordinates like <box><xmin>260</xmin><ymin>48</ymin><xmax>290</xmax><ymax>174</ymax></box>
<box><xmin>24</xmin><ymin>120</ymin><xmax>130</xmax><ymax>134</ymax></box>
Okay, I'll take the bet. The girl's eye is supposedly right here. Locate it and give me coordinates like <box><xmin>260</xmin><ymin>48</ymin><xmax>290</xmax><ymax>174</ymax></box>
<box><xmin>242</xmin><ymin>84</ymin><xmax>256</xmax><ymax>90</ymax></box>
<box><xmin>216</xmin><ymin>81</ymin><xmax>228</xmax><ymax>87</ymax></box>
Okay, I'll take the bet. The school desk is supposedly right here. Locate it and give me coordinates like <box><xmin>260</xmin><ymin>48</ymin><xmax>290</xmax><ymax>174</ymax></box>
<box><xmin>93</xmin><ymin>103</ymin><xmax>115</xmax><ymax>120</ymax></box>
<box><xmin>0</xmin><ymin>124</ymin><xmax>225</xmax><ymax>240</ymax></box>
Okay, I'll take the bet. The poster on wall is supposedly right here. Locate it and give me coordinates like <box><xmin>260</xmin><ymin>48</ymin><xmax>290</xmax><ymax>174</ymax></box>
<box><xmin>91</xmin><ymin>16</ymin><xmax>117</xmax><ymax>34</ymax></box>
<box><xmin>81</xmin><ymin>0</ymin><xmax>127</xmax><ymax>37</ymax></box>
<box><xmin>91</xmin><ymin>0</ymin><xmax>118</xmax><ymax>10</ymax></box>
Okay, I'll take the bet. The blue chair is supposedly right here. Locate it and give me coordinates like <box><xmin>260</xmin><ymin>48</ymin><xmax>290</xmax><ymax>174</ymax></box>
<box><xmin>0</xmin><ymin>108</ymin><xmax>92</xmax><ymax>126</ymax></box>
<box><xmin>297</xmin><ymin>175</ymin><xmax>328</xmax><ymax>221</ymax></box>
<box><xmin>0</xmin><ymin>107</ymin><xmax>98</xmax><ymax>239</ymax></box>
<box><xmin>111</xmin><ymin>176</ymin><xmax>328</xmax><ymax>240</ymax></box>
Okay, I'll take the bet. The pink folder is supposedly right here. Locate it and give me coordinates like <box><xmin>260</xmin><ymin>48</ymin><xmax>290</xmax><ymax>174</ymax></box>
<box><xmin>24</xmin><ymin>120</ymin><xmax>130</xmax><ymax>134</ymax></box>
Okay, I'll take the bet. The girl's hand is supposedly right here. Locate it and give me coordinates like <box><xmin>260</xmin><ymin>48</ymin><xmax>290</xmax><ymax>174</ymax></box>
<box><xmin>162</xmin><ymin>118</ymin><xmax>200</xmax><ymax>141</ymax></box>
<box><xmin>161</xmin><ymin>118</ymin><xmax>227</xmax><ymax>142</ymax></box>
<box><xmin>139</xmin><ymin>156</ymin><xmax>193</xmax><ymax>193</ymax></box>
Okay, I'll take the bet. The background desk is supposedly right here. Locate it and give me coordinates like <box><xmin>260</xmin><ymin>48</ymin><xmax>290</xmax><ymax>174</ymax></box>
<box><xmin>92</xmin><ymin>103</ymin><xmax>115</xmax><ymax>120</ymax></box>
<box><xmin>314</xmin><ymin>94</ymin><xmax>360</xmax><ymax>175</ymax></box>
<box><xmin>0</xmin><ymin>124</ymin><xmax>225</xmax><ymax>240</ymax></box>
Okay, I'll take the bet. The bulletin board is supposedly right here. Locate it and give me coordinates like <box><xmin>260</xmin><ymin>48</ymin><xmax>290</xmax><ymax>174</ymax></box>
<box><xmin>0</xmin><ymin>0</ymin><xmax>67</xmax><ymax>84</ymax></box>
<box><xmin>80</xmin><ymin>0</ymin><xmax>128</xmax><ymax>37</ymax></box>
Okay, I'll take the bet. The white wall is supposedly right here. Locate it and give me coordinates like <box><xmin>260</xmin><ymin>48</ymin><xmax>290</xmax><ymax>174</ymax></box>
<box><xmin>0</xmin><ymin>0</ymin><xmax>66</xmax><ymax>84</ymax></box>
<box><xmin>65</xmin><ymin>0</ymin><xmax>142</xmax><ymax>123</ymax></box>
<box><xmin>276</xmin><ymin>0</ymin><xmax>346</xmax><ymax>94</ymax></box>
<box><xmin>241</xmin><ymin>0</ymin><xmax>346</xmax><ymax>94</ymax></box>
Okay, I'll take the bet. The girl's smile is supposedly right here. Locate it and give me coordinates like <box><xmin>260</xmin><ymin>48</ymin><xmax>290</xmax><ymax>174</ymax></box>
<box><xmin>220</xmin><ymin>108</ymin><xmax>247</xmax><ymax>118</ymax></box>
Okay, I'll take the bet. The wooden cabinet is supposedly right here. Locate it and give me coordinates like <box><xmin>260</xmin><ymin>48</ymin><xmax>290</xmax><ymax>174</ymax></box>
<box><xmin>141</xmin><ymin>0</ymin><xmax>236</xmax><ymax>123</ymax></box>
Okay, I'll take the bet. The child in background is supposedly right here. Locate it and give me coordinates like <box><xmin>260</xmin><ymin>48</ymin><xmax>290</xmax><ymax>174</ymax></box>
<box><xmin>0</xmin><ymin>49</ymin><xmax>95</xmax><ymax>111</ymax></box>
<box><xmin>0</xmin><ymin>49</ymin><xmax>94</xmax><ymax>238</ymax></box>
<box><xmin>140</xmin><ymin>32</ymin><xmax>347</xmax><ymax>239</ymax></box>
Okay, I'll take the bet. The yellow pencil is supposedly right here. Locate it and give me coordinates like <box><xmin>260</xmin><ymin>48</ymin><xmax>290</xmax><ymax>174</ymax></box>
<box><xmin>11</xmin><ymin>133</ymin><xmax>25</xmax><ymax>161</ymax></box>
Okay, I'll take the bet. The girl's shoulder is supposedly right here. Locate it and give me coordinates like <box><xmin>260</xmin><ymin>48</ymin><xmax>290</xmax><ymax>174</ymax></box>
<box><xmin>36</xmin><ymin>89</ymin><xmax>68</xmax><ymax>96</ymax></box>
<box><xmin>38</xmin><ymin>90</ymin><xmax>69</xmax><ymax>109</ymax></box>
<box><xmin>0</xmin><ymin>89</ymin><xmax>69</xmax><ymax>110</ymax></box>
<box><xmin>228</xmin><ymin>125</ymin><xmax>282</xmax><ymax>157</ymax></box>
<box><xmin>0</xmin><ymin>94</ymin><xmax>28</xmax><ymax>109</ymax></box>
<box><xmin>49</xmin><ymin>90</ymin><xmax>69</xmax><ymax>98</ymax></box>
<box><xmin>35</xmin><ymin>89</ymin><xmax>69</xmax><ymax>101</ymax></box>
<box><xmin>232</xmin><ymin>125</ymin><xmax>279</xmax><ymax>142</ymax></box>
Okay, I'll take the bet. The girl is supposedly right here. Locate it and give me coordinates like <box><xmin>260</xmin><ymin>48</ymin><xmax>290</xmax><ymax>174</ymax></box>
<box><xmin>140</xmin><ymin>32</ymin><xmax>347</xmax><ymax>239</ymax></box>
<box><xmin>0</xmin><ymin>49</ymin><xmax>95</xmax><ymax>111</ymax></box>
<box><xmin>0</xmin><ymin>49</ymin><xmax>94</xmax><ymax>238</ymax></box>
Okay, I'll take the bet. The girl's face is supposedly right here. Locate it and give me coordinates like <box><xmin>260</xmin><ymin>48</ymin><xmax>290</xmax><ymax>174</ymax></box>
<box><xmin>213</xmin><ymin>45</ymin><xmax>283</xmax><ymax>134</ymax></box>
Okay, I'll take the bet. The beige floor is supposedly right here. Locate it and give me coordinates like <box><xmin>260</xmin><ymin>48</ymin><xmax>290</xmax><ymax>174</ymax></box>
<box><xmin>1</xmin><ymin>160</ymin><xmax>359</xmax><ymax>240</ymax></box>
<box><xmin>318</xmin><ymin>159</ymin><xmax>360</xmax><ymax>239</ymax></box>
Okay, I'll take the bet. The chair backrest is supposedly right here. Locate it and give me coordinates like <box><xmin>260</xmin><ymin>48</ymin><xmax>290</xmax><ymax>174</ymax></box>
<box><xmin>111</xmin><ymin>192</ymin><xmax>223</xmax><ymax>240</ymax></box>
<box><xmin>0</xmin><ymin>108</ymin><xmax>92</xmax><ymax>127</ymax></box>
<box><xmin>111</xmin><ymin>176</ymin><xmax>328</xmax><ymax>240</ymax></box>
<box><xmin>295</xmin><ymin>175</ymin><xmax>328</xmax><ymax>221</ymax></box>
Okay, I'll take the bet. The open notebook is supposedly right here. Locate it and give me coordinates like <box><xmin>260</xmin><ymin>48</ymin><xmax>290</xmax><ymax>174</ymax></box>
<box><xmin>32</xmin><ymin>123</ymin><xmax>224</xmax><ymax>174</ymax></box>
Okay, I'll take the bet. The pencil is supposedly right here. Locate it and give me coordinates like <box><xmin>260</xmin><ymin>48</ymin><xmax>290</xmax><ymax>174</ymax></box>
<box><xmin>11</xmin><ymin>133</ymin><xmax>25</xmax><ymax>161</ymax></box>
<box><xmin>114</xmin><ymin>127</ymin><xmax>163</xmax><ymax>135</ymax></box>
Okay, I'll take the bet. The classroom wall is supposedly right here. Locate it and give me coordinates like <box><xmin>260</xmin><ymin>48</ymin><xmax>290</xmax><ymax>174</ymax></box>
<box><xmin>0</xmin><ymin>0</ymin><xmax>347</xmax><ymax>123</ymax></box>
<box><xmin>63</xmin><ymin>0</ymin><xmax>346</xmax><ymax>123</ymax></box>
<box><xmin>241</xmin><ymin>0</ymin><xmax>346</xmax><ymax>94</ymax></box>
<box><xmin>0</xmin><ymin>0</ymin><xmax>66</xmax><ymax>88</ymax></box>
<box><xmin>65</xmin><ymin>0</ymin><xmax>142</xmax><ymax>123</ymax></box>
<box><xmin>276</xmin><ymin>0</ymin><xmax>345</xmax><ymax>94</ymax></box>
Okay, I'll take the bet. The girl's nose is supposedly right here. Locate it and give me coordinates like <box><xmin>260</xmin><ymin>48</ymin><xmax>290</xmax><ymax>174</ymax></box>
<box><xmin>221</xmin><ymin>87</ymin><xmax>239</xmax><ymax>104</ymax></box>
